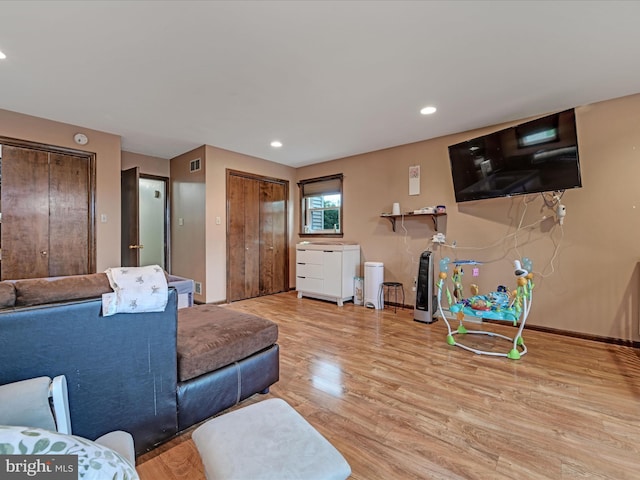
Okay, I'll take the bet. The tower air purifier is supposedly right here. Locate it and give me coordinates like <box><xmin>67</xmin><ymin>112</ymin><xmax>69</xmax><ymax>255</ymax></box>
<box><xmin>414</xmin><ymin>251</ymin><xmax>435</xmax><ymax>323</ymax></box>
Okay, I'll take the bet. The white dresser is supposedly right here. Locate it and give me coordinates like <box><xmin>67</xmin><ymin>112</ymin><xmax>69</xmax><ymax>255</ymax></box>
<box><xmin>296</xmin><ymin>243</ymin><xmax>361</xmax><ymax>306</ymax></box>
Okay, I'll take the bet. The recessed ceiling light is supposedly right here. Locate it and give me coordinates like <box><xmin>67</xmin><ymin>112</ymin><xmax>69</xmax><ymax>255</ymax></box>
<box><xmin>0</xmin><ymin>51</ymin><xmax>6</xmax><ymax>60</ymax></box>
<box><xmin>270</xmin><ymin>140</ymin><xmax>283</xmax><ymax>148</ymax></box>
<box><xmin>420</xmin><ymin>106</ymin><xmax>437</xmax><ymax>115</ymax></box>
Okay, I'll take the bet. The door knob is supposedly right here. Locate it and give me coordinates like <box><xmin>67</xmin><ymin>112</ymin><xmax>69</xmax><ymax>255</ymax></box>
<box><xmin>40</xmin><ymin>250</ymin><xmax>47</xmax><ymax>256</ymax></box>
<box><xmin>128</xmin><ymin>244</ymin><xmax>144</xmax><ymax>249</ymax></box>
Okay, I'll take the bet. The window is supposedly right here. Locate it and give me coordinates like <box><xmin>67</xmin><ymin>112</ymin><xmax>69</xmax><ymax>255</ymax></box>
<box><xmin>298</xmin><ymin>174</ymin><xmax>343</xmax><ymax>236</ymax></box>
<box><xmin>516</xmin><ymin>114</ymin><xmax>559</xmax><ymax>148</ymax></box>
<box><xmin>517</xmin><ymin>127</ymin><xmax>558</xmax><ymax>147</ymax></box>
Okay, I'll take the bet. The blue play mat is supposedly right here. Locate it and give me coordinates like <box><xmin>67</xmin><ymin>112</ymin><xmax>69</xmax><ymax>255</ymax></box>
<box><xmin>448</xmin><ymin>290</ymin><xmax>520</xmax><ymax>323</ymax></box>
<box><xmin>448</xmin><ymin>302</ymin><xmax>519</xmax><ymax>323</ymax></box>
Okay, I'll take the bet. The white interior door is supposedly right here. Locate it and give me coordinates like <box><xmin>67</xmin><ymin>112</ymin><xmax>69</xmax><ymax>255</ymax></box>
<box><xmin>139</xmin><ymin>177</ymin><xmax>166</xmax><ymax>268</ymax></box>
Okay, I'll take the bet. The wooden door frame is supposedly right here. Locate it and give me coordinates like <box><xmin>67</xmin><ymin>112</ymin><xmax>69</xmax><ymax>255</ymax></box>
<box><xmin>226</xmin><ymin>169</ymin><xmax>289</xmax><ymax>302</ymax></box>
<box><xmin>121</xmin><ymin>170</ymin><xmax>170</xmax><ymax>269</ymax></box>
<box><xmin>0</xmin><ymin>135</ymin><xmax>97</xmax><ymax>273</ymax></box>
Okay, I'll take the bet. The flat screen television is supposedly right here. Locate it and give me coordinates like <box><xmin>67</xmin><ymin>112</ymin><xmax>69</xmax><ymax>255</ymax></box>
<box><xmin>448</xmin><ymin>109</ymin><xmax>582</xmax><ymax>203</ymax></box>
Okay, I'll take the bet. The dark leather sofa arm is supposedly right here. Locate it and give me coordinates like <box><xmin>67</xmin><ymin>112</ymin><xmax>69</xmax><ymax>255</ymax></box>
<box><xmin>0</xmin><ymin>289</ymin><xmax>179</xmax><ymax>453</ymax></box>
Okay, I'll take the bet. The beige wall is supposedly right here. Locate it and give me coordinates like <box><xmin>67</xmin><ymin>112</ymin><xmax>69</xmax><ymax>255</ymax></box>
<box><xmin>0</xmin><ymin>108</ymin><xmax>122</xmax><ymax>271</ymax></box>
<box><xmin>204</xmin><ymin>146</ymin><xmax>297</xmax><ymax>303</ymax></box>
<box><xmin>296</xmin><ymin>93</ymin><xmax>640</xmax><ymax>342</ymax></box>
<box><xmin>4</xmin><ymin>92</ymin><xmax>639</xmax><ymax>341</ymax></box>
<box><xmin>169</xmin><ymin>145</ymin><xmax>296</xmax><ymax>303</ymax></box>
<box><xmin>170</xmin><ymin>146</ymin><xmax>207</xmax><ymax>302</ymax></box>
<box><xmin>122</xmin><ymin>150</ymin><xmax>170</xmax><ymax>177</ymax></box>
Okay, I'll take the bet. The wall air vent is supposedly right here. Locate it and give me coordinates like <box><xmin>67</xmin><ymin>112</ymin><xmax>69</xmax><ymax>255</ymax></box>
<box><xmin>190</xmin><ymin>158</ymin><xmax>201</xmax><ymax>173</ymax></box>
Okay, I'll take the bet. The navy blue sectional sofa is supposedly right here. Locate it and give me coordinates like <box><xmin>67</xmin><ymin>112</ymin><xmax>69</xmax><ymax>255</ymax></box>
<box><xmin>0</xmin><ymin>273</ymin><xmax>279</xmax><ymax>455</ymax></box>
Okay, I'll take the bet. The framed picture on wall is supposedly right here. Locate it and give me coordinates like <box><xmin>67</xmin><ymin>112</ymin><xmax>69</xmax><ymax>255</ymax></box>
<box><xmin>409</xmin><ymin>165</ymin><xmax>420</xmax><ymax>195</ymax></box>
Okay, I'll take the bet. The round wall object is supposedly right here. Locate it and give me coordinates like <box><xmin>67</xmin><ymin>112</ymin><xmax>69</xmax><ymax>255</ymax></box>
<box><xmin>73</xmin><ymin>133</ymin><xmax>89</xmax><ymax>145</ymax></box>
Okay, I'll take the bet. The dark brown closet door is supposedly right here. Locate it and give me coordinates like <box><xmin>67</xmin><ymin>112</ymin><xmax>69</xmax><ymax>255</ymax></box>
<box><xmin>228</xmin><ymin>174</ymin><xmax>260</xmax><ymax>301</ymax></box>
<box><xmin>227</xmin><ymin>170</ymin><xmax>288</xmax><ymax>302</ymax></box>
<box><xmin>1</xmin><ymin>143</ymin><xmax>94</xmax><ymax>280</ymax></box>
<box><xmin>48</xmin><ymin>152</ymin><xmax>90</xmax><ymax>276</ymax></box>
<box><xmin>1</xmin><ymin>146</ymin><xmax>50</xmax><ymax>279</ymax></box>
<box><xmin>259</xmin><ymin>180</ymin><xmax>287</xmax><ymax>296</ymax></box>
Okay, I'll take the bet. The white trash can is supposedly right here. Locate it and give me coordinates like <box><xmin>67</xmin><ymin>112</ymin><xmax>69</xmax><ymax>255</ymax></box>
<box><xmin>364</xmin><ymin>262</ymin><xmax>384</xmax><ymax>309</ymax></box>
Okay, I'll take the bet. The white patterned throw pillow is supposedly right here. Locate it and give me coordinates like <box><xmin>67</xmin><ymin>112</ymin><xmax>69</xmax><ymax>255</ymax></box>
<box><xmin>0</xmin><ymin>426</ymin><xmax>139</xmax><ymax>479</ymax></box>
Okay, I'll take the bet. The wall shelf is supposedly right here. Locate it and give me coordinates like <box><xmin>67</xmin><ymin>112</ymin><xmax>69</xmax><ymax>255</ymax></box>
<box><xmin>381</xmin><ymin>212</ymin><xmax>446</xmax><ymax>232</ymax></box>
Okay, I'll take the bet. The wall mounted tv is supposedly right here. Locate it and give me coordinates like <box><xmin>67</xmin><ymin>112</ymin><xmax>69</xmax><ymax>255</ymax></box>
<box><xmin>448</xmin><ymin>108</ymin><xmax>582</xmax><ymax>203</ymax></box>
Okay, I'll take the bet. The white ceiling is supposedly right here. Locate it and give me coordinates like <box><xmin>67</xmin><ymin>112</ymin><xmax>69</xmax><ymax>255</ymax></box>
<box><xmin>1</xmin><ymin>1</ymin><xmax>639</xmax><ymax>168</ymax></box>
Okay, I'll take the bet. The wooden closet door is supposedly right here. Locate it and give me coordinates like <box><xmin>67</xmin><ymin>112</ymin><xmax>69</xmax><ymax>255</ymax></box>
<box><xmin>1</xmin><ymin>146</ymin><xmax>50</xmax><ymax>279</ymax></box>
<box><xmin>48</xmin><ymin>152</ymin><xmax>90</xmax><ymax>276</ymax></box>
<box><xmin>227</xmin><ymin>174</ymin><xmax>260</xmax><ymax>301</ymax></box>
<box><xmin>227</xmin><ymin>170</ymin><xmax>288</xmax><ymax>302</ymax></box>
<box><xmin>0</xmin><ymin>142</ymin><xmax>94</xmax><ymax>281</ymax></box>
<box><xmin>259</xmin><ymin>180</ymin><xmax>287</xmax><ymax>296</ymax></box>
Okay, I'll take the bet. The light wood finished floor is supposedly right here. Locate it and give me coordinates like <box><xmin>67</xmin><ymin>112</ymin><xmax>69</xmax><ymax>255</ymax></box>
<box><xmin>137</xmin><ymin>292</ymin><xmax>640</xmax><ymax>479</ymax></box>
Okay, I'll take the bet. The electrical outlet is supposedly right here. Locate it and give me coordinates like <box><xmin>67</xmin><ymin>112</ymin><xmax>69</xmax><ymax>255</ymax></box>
<box><xmin>432</xmin><ymin>233</ymin><xmax>446</xmax><ymax>244</ymax></box>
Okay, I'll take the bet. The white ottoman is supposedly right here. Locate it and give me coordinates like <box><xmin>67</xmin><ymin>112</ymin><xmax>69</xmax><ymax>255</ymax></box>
<box><xmin>192</xmin><ymin>398</ymin><xmax>351</xmax><ymax>480</ymax></box>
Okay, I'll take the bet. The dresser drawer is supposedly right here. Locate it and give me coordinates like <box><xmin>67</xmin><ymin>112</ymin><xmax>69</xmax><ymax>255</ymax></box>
<box><xmin>296</xmin><ymin>249</ymin><xmax>324</xmax><ymax>265</ymax></box>
<box><xmin>297</xmin><ymin>276</ymin><xmax>323</xmax><ymax>293</ymax></box>
<box><xmin>296</xmin><ymin>263</ymin><xmax>323</xmax><ymax>278</ymax></box>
